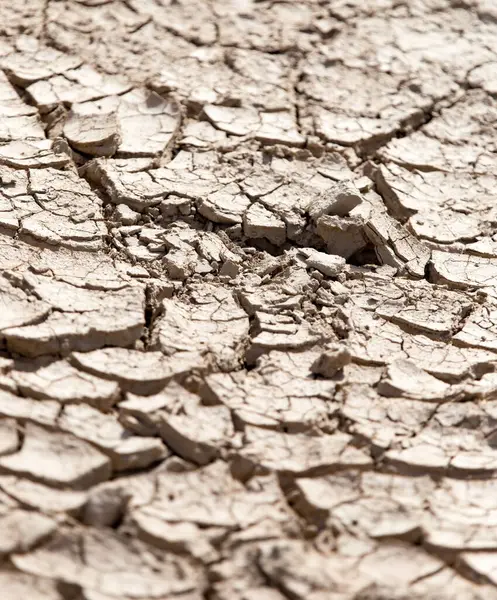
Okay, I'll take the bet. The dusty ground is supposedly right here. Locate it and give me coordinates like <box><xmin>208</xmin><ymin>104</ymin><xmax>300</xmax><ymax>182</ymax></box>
<box><xmin>2</xmin><ymin>0</ymin><xmax>497</xmax><ymax>597</ymax></box>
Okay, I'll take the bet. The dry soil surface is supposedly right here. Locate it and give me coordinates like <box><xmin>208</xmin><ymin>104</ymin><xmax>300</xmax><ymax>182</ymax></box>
<box><xmin>2</xmin><ymin>0</ymin><xmax>497</xmax><ymax>598</ymax></box>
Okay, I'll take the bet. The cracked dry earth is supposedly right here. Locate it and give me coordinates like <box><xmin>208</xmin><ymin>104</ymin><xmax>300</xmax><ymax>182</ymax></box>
<box><xmin>6</xmin><ymin>2</ymin><xmax>497</xmax><ymax>600</ymax></box>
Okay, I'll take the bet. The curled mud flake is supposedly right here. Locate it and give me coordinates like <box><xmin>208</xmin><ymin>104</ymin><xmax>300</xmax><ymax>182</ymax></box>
<box><xmin>12</xmin><ymin>527</ymin><xmax>205</xmax><ymax>598</ymax></box>
<box><xmin>0</xmin><ymin>389</ymin><xmax>59</xmax><ymax>427</ymax></box>
<box><xmin>0</xmin><ymin>423</ymin><xmax>111</xmax><ymax>489</ymax></box>
<box><xmin>0</xmin><ymin>275</ymin><xmax>50</xmax><ymax>331</ymax></box>
<box><xmin>3</xmin><ymin>280</ymin><xmax>145</xmax><ymax>357</ymax></box>
<box><xmin>151</xmin><ymin>283</ymin><xmax>249</xmax><ymax>371</ymax></box>
<box><xmin>12</xmin><ymin>358</ymin><xmax>120</xmax><ymax>410</ymax></box>
<box><xmin>116</xmin><ymin>89</ymin><xmax>181</xmax><ymax>157</ymax></box>
<box><xmin>237</xmin><ymin>425</ymin><xmax>372</xmax><ymax>475</ymax></box>
<box><xmin>347</xmin><ymin>307</ymin><xmax>497</xmax><ymax>379</ymax></box>
<box><xmin>0</xmin><ymin>140</ymin><xmax>70</xmax><ymax>169</ymax></box>
<box><xmin>0</xmin><ymin>475</ymin><xmax>87</xmax><ymax>515</ymax></box>
<box><xmin>0</xmin><ymin>570</ymin><xmax>64</xmax><ymax>600</ymax></box>
<box><xmin>58</xmin><ymin>403</ymin><xmax>167</xmax><ymax>472</ymax></box>
<box><xmin>2</xmin><ymin>45</ymin><xmax>83</xmax><ymax>86</ymax></box>
<box><xmin>204</xmin><ymin>349</ymin><xmax>336</xmax><ymax>431</ymax></box>
<box><xmin>25</xmin><ymin>64</ymin><xmax>131</xmax><ymax>111</ymax></box>
<box><xmin>377</xmin><ymin>359</ymin><xmax>454</xmax><ymax>400</ymax></box>
<box><xmin>431</xmin><ymin>250</ymin><xmax>497</xmax><ymax>293</ymax></box>
<box><xmin>71</xmin><ymin>347</ymin><xmax>203</xmax><ymax>395</ymax></box>
<box><xmin>314</xmin><ymin>108</ymin><xmax>398</xmax><ymax>150</ymax></box>
<box><xmin>63</xmin><ymin>110</ymin><xmax>120</xmax><ymax>157</ymax></box>
<box><xmin>130</xmin><ymin>460</ymin><xmax>295</xmax><ymax>546</ymax></box>
<box><xmin>153</xmin><ymin>383</ymin><xmax>235</xmax><ymax>466</ymax></box>
<box><xmin>0</xmin><ymin>419</ymin><xmax>19</xmax><ymax>455</ymax></box>
<box><xmin>246</xmin><ymin>311</ymin><xmax>333</xmax><ymax>366</ymax></box>
<box><xmin>469</xmin><ymin>61</ymin><xmax>497</xmax><ymax>95</ymax></box>
<box><xmin>0</xmin><ymin>509</ymin><xmax>56</xmax><ymax>556</ymax></box>
<box><xmin>378</xmin><ymin>132</ymin><xmax>484</xmax><ymax>172</ymax></box>
<box><xmin>453</xmin><ymin>305</ymin><xmax>497</xmax><ymax>352</ymax></box>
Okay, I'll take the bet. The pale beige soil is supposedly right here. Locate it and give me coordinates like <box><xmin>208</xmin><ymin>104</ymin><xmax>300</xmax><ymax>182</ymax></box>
<box><xmin>1</xmin><ymin>0</ymin><xmax>497</xmax><ymax>598</ymax></box>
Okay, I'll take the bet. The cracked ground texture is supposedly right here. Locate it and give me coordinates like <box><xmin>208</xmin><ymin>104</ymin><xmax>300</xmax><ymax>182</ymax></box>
<box><xmin>4</xmin><ymin>1</ymin><xmax>497</xmax><ymax>599</ymax></box>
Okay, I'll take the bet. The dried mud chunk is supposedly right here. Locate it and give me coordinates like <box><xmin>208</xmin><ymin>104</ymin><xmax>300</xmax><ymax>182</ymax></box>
<box><xmin>0</xmin><ymin>423</ymin><xmax>111</xmax><ymax>489</ymax></box>
<box><xmin>294</xmin><ymin>470</ymin><xmax>432</xmax><ymax>534</ymax></box>
<box><xmin>238</xmin><ymin>426</ymin><xmax>371</xmax><ymax>475</ymax></box>
<box><xmin>0</xmin><ymin>390</ymin><xmax>59</xmax><ymax>427</ymax></box>
<box><xmin>0</xmin><ymin>71</ymin><xmax>44</xmax><ymax>139</ymax></box>
<box><xmin>300</xmin><ymin>62</ymin><xmax>454</xmax><ymax>126</ymax></box>
<box><xmin>0</xmin><ymin>419</ymin><xmax>18</xmax><ymax>455</ymax></box>
<box><xmin>247</xmin><ymin>311</ymin><xmax>332</xmax><ymax>365</ymax></box>
<box><xmin>454</xmin><ymin>306</ymin><xmax>497</xmax><ymax>351</ymax></box>
<box><xmin>199</xmin><ymin>182</ymin><xmax>251</xmax><ymax>224</ymax></box>
<box><xmin>63</xmin><ymin>111</ymin><xmax>120</xmax><ymax>157</ymax></box>
<box><xmin>256</xmin><ymin>540</ymin><xmax>348</xmax><ymax>597</ymax></box>
<box><xmin>0</xmin><ymin>569</ymin><xmax>63</xmax><ymax>600</ymax></box>
<box><xmin>347</xmin><ymin>307</ymin><xmax>497</xmax><ymax>379</ymax></box>
<box><xmin>243</xmin><ymin>202</ymin><xmax>286</xmax><ymax>245</ymax></box>
<box><xmin>365</xmin><ymin>209</ymin><xmax>431</xmax><ymax>278</ymax></box>
<box><xmin>115</xmin><ymin>89</ymin><xmax>180</xmax><ymax>157</ymax></box>
<box><xmin>256</xmin><ymin>538</ymin><xmax>447</xmax><ymax>598</ymax></box>
<box><xmin>431</xmin><ymin>250</ymin><xmax>497</xmax><ymax>293</ymax></box>
<box><xmin>0</xmin><ymin>509</ymin><xmax>55</xmax><ymax>555</ymax></box>
<box><xmin>13</xmin><ymin>527</ymin><xmax>204</xmax><ymax>598</ymax></box>
<box><xmin>26</xmin><ymin>64</ymin><xmax>130</xmax><ymax>110</ymax></box>
<box><xmin>0</xmin><ymin>476</ymin><xmax>87</xmax><ymax>515</ymax></box>
<box><xmin>308</xmin><ymin>181</ymin><xmax>364</xmax><ymax>221</ymax></box>
<box><xmin>12</xmin><ymin>358</ymin><xmax>119</xmax><ymax>410</ymax></box>
<box><xmin>2</xmin><ymin>44</ymin><xmax>82</xmax><ymax>86</ymax></box>
<box><xmin>204</xmin><ymin>105</ymin><xmax>303</xmax><ymax>147</ymax></box>
<box><xmin>181</xmin><ymin>120</ymin><xmax>227</xmax><ymax>148</ymax></box>
<box><xmin>256</xmin><ymin>111</ymin><xmax>305</xmax><ymax>147</ymax></box>
<box><xmin>341</xmin><ymin>385</ymin><xmax>436</xmax><ymax>450</ymax></box>
<box><xmin>58</xmin><ymin>404</ymin><xmax>167</xmax><ymax>471</ymax></box>
<box><xmin>151</xmin><ymin>383</ymin><xmax>235</xmax><ymax>465</ymax></box>
<box><xmin>0</xmin><ymin>275</ymin><xmax>50</xmax><ymax>331</ymax></box>
<box><xmin>379</xmin><ymin>132</ymin><xmax>483</xmax><ymax>172</ymax></box>
<box><xmin>20</xmin><ymin>167</ymin><xmax>106</xmax><ymax>250</ymax></box>
<box><xmin>0</xmin><ymin>140</ymin><xmax>70</xmax><ymax>169</ymax></box>
<box><xmin>131</xmin><ymin>460</ymin><xmax>293</xmax><ymax>534</ymax></box>
<box><xmin>376</xmin><ymin>162</ymin><xmax>494</xmax><ymax>216</ymax></box>
<box><xmin>469</xmin><ymin>61</ymin><xmax>497</xmax><ymax>95</ymax></box>
<box><xmin>152</xmin><ymin>283</ymin><xmax>249</xmax><ymax>370</ymax></box>
<box><xmin>5</xmin><ymin>275</ymin><xmax>144</xmax><ymax>356</ymax></box>
<box><xmin>316</xmin><ymin>214</ymin><xmax>367</xmax><ymax>258</ymax></box>
<box><xmin>26</xmin><ymin>245</ymin><xmax>132</xmax><ymax>291</ymax></box>
<box><xmin>299</xmin><ymin>248</ymin><xmax>346</xmax><ymax>277</ymax></box>
<box><xmin>204</xmin><ymin>349</ymin><xmax>336</xmax><ymax>431</ymax></box>
<box><xmin>385</xmin><ymin>426</ymin><xmax>497</xmax><ymax>476</ymax></box>
<box><xmin>151</xmin><ymin>48</ymin><xmax>292</xmax><ymax>112</ymax></box>
<box><xmin>423</xmin><ymin>91</ymin><xmax>497</xmax><ymax>150</ymax></box>
<box><xmin>375</xmin><ymin>163</ymin><xmax>492</xmax><ymax>243</ymax></box>
<box><xmin>311</xmin><ymin>344</ymin><xmax>351</xmax><ymax>378</ymax></box>
<box><xmin>90</xmin><ymin>162</ymin><xmax>168</xmax><ymax>210</ymax></box>
<box><xmin>71</xmin><ymin>347</ymin><xmax>202</xmax><ymax>395</ymax></box>
<box><xmin>378</xmin><ymin>359</ymin><xmax>453</xmax><ymax>400</ymax></box>
<box><xmin>314</xmin><ymin>109</ymin><xmax>397</xmax><ymax>149</ymax></box>
<box><xmin>422</xmin><ymin>478</ymin><xmax>497</xmax><ymax>551</ymax></box>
